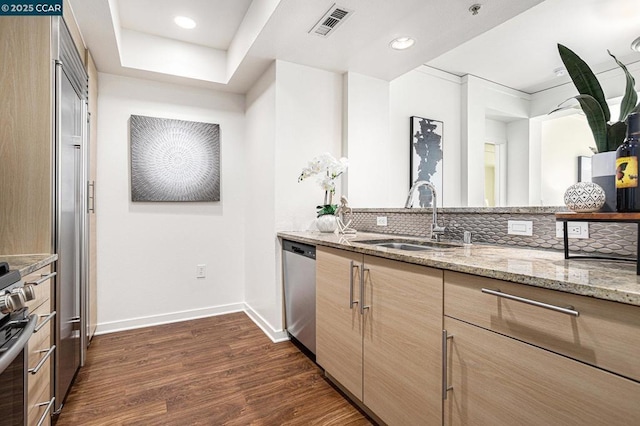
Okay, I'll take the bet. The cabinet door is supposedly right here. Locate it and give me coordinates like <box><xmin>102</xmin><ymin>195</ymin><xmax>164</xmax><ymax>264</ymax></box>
<box><xmin>316</xmin><ymin>246</ymin><xmax>364</xmax><ymax>400</ymax></box>
<box><xmin>0</xmin><ymin>16</ymin><xmax>52</xmax><ymax>254</ymax></box>
<box><xmin>86</xmin><ymin>50</ymin><xmax>98</xmax><ymax>342</ymax></box>
<box><xmin>444</xmin><ymin>317</ymin><xmax>640</xmax><ymax>426</ymax></box>
<box><xmin>363</xmin><ymin>256</ymin><xmax>443</xmax><ymax>426</ymax></box>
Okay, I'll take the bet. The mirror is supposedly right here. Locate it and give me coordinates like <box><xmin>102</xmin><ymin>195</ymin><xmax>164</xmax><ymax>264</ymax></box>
<box><xmin>346</xmin><ymin>0</ymin><xmax>640</xmax><ymax>208</ymax></box>
<box><xmin>425</xmin><ymin>0</ymin><xmax>640</xmax><ymax>207</ymax></box>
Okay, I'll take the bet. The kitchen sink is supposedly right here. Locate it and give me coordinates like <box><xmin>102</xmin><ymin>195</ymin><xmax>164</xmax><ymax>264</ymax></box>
<box><xmin>356</xmin><ymin>239</ymin><xmax>461</xmax><ymax>251</ymax></box>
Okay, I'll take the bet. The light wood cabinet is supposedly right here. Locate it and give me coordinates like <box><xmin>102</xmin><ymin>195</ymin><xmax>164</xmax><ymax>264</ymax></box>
<box><xmin>86</xmin><ymin>50</ymin><xmax>98</xmax><ymax>342</ymax></box>
<box><xmin>316</xmin><ymin>247</ymin><xmax>363</xmax><ymax>399</ymax></box>
<box><xmin>443</xmin><ymin>317</ymin><xmax>640</xmax><ymax>426</ymax></box>
<box><xmin>24</xmin><ymin>265</ymin><xmax>56</xmax><ymax>426</ymax></box>
<box><xmin>445</xmin><ymin>271</ymin><xmax>640</xmax><ymax>382</ymax></box>
<box><xmin>0</xmin><ymin>16</ymin><xmax>53</xmax><ymax>255</ymax></box>
<box><xmin>316</xmin><ymin>246</ymin><xmax>443</xmax><ymax>425</ymax></box>
<box><xmin>444</xmin><ymin>271</ymin><xmax>640</xmax><ymax>425</ymax></box>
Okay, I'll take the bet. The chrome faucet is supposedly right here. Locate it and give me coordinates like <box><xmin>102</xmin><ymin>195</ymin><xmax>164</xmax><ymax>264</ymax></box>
<box><xmin>405</xmin><ymin>181</ymin><xmax>446</xmax><ymax>241</ymax></box>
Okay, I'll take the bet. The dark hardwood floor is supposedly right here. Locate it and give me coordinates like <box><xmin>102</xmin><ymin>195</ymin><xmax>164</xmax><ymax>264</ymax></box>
<box><xmin>55</xmin><ymin>312</ymin><xmax>372</xmax><ymax>426</ymax></box>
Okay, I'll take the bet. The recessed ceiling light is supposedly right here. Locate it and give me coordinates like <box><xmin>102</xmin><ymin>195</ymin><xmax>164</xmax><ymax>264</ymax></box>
<box><xmin>389</xmin><ymin>37</ymin><xmax>415</xmax><ymax>50</ymax></box>
<box><xmin>174</xmin><ymin>16</ymin><xmax>196</xmax><ymax>30</ymax></box>
<box><xmin>553</xmin><ymin>67</ymin><xmax>567</xmax><ymax>77</ymax></box>
<box><xmin>632</xmin><ymin>36</ymin><xmax>640</xmax><ymax>52</ymax></box>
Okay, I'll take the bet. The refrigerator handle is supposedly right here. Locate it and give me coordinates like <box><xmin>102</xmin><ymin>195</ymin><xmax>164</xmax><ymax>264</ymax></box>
<box><xmin>87</xmin><ymin>181</ymin><xmax>95</xmax><ymax>213</ymax></box>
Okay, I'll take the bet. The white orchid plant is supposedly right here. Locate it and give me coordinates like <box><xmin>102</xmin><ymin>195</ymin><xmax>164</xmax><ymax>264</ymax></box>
<box><xmin>298</xmin><ymin>153</ymin><xmax>349</xmax><ymax>217</ymax></box>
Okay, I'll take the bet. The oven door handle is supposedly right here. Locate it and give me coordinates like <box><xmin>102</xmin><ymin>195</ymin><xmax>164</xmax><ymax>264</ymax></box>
<box><xmin>0</xmin><ymin>314</ymin><xmax>37</xmax><ymax>374</ymax></box>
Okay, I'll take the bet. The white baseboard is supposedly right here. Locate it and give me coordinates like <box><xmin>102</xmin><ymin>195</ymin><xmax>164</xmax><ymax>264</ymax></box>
<box><xmin>94</xmin><ymin>303</ymin><xmax>245</xmax><ymax>335</ymax></box>
<box><xmin>94</xmin><ymin>302</ymin><xmax>290</xmax><ymax>344</ymax></box>
<box><xmin>243</xmin><ymin>302</ymin><xmax>289</xmax><ymax>343</ymax></box>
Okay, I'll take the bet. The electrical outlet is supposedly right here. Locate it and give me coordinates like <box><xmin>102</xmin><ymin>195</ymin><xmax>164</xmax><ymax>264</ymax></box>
<box><xmin>507</xmin><ymin>220</ymin><xmax>533</xmax><ymax>236</ymax></box>
<box><xmin>196</xmin><ymin>264</ymin><xmax>206</xmax><ymax>278</ymax></box>
<box><xmin>555</xmin><ymin>222</ymin><xmax>589</xmax><ymax>239</ymax></box>
<box><xmin>377</xmin><ymin>216</ymin><xmax>388</xmax><ymax>226</ymax></box>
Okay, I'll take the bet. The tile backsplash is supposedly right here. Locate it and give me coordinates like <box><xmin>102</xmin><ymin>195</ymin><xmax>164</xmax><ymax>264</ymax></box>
<box><xmin>350</xmin><ymin>208</ymin><xmax>637</xmax><ymax>258</ymax></box>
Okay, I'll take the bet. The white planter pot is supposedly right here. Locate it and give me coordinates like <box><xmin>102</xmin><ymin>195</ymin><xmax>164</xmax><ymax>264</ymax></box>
<box><xmin>591</xmin><ymin>151</ymin><xmax>616</xmax><ymax>212</ymax></box>
<box><xmin>316</xmin><ymin>215</ymin><xmax>338</xmax><ymax>233</ymax></box>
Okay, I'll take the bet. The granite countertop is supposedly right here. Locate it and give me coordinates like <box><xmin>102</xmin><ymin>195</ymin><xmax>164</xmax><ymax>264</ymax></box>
<box><xmin>277</xmin><ymin>231</ymin><xmax>640</xmax><ymax>307</ymax></box>
<box><xmin>0</xmin><ymin>253</ymin><xmax>57</xmax><ymax>276</ymax></box>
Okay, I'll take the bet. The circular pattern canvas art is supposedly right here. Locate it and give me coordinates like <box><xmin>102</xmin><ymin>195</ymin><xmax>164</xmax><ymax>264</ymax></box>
<box><xmin>130</xmin><ymin>115</ymin><xmax>220</xmax><ymax>202</ymax></box>
<box><xmin>563</xmin><ymin>182</ymin><xmax>606</xmax><ymax>212</ymax></box>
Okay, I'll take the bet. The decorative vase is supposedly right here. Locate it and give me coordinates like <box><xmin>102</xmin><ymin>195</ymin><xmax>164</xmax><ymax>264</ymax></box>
<box><xmin>591</xmin><ymin>151</ymin><xmax>616</xmax><ymax>212</ymax></box>
<box><xmin>316</xmin><ymin>215</ymin><xmax>338</xmax><ymax>233</ymax></box>
<box><xmin>564</xmin><ymin>182</ymin><xmax>606</xmax><ymax>212</ymax></box>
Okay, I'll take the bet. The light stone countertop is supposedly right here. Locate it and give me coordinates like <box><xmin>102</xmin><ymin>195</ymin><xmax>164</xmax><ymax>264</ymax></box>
<box><xmin>277</xmin><ymin>231</ymin><xmax>640</xmax><ymax>307</ymax></box>
<box><xmin>0</xmin><ymin>253</ymin><xmax>57</xmax><ymax>276</ymax></box>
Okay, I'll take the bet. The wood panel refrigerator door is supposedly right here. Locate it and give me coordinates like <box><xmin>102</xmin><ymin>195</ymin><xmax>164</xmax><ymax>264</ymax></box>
<box><xmin>443</xmin><ymin>317</ymin><xmax>640</xmax><ymax>426</ymax></box>
<box><xmin>316</xmin><ymin>246</ymin><xmax>364</xmax><ymax>400</ymax></box>
<box><xmin>55</xmin><ymin>63</ymin><xmax>82</xmax><ymax>411</ymax></box>
<box><xmin>363</xmin><ymin>256</ymin><xmax>443</xmax><ymax>426</ymax></box>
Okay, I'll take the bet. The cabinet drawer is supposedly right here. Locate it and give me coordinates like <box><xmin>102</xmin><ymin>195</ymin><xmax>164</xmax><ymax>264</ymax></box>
<box><xmin>27</xmin><ymin>301</ymin><xmax>53</xmax><ymax>365</ymax></box>
<box><xmin>28</xmin><ymin>385</ymin><xmax>53</xmax><ymax>426</ymax></box>
<box><xmin>28</xmin><ymin>353</ymin><xmax>51</xmax><ymax>410</ymax></box>
<box><xmin>23</xmin><ymin>265</ymin><xmax>53</xmax><ymax>311</ymax></box>
<box><xmin>444</xmin><ymin>271</ymin><xmax>640</xmax><ymax>382</ymax></box>
<box><xmin>444</xmin><ymin>317</ymin><xmax>640</xmax><ymax>426</ymax></box>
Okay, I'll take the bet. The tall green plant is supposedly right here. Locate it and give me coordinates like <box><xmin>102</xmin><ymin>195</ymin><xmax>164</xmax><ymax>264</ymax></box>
<box><xmin>552</xmin><ymin>44</ymin><xmax>640</xmax><ymax>153</ymax></box>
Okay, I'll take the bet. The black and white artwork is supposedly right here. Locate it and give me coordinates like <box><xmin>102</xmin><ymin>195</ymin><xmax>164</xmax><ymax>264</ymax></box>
<box><xmin>410</xmin><ymin>116</ymin><xmax>443</xmax><ymax>207</ymax></box>
<box><xmin>130</xmin><ymin>115</ymin><xmax>220</xmax><ymax>202</ymax></box>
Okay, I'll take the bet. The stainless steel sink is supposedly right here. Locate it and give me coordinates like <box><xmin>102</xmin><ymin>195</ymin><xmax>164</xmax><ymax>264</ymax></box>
<box><xmin>356</xmin><ymin>239</ymin><xmax>461</xmax><ymax>251</ymax></box>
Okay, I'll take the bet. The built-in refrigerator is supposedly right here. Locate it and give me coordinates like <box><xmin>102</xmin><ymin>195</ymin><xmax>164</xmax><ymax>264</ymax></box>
<box><xmin>52</xmin><ymin>17</ymin><xmax>89</xmax><ymax>415</ymax></box>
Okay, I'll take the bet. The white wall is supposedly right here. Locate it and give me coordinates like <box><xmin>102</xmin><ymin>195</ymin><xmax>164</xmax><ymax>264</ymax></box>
<box><xmin>485</xmin><ymin>119</ymin><xmax>507</xmax><ymax>144</ymax></box>
<box><xmin>506</xmin><ymin>119</ymin><xmax>533</xmax><ymax>206</ymax></box>
<box><xmin>244</xmin><ymin>60</ymin><xmax>342</xmax><ymax>338</ymax></box>
<box><xmin>96</xmin><ymin>73</ymin><xmax>246</xmax><ymax>333</ymax></box>
<box><xmin>389</xmin><ymin>66</ymin><xmax>462</xmax><ymax>207</ymax></box>
<box><xmin>345</xmin><ymin>72</ymin><xmax>391</xmax><ymax>207</ymax></box>
<box><xmin>462</xmin><ymin>75</ymin><xmax>531</xmax><ymax>206</ymax></box>
<box><xmin>244</xmin><ymin>63</ymin><xmax>280</xmax><ymax>339</ymax></box>
<box><xmin>275</xmin><ymin>62</ymin><xmax>344</xmax><ymax>230</ymax></box>
<box><xmin>540</xmin><ymin>114</ymin><xmax>594</xmax><ymax>205</ymax></box>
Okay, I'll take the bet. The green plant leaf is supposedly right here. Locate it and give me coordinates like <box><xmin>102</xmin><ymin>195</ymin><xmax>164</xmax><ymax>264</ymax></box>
<box><xmin>633</xmin><ymin>102</ymin><xmax>640</xmax><ymax>114</ymax></box>
<box><xmin>607</xmin><ymin>121</ymin><xmax>627</xmax><ymax>151</ymax></box>
<box><xmin>570</xmin><ymin>95</ymin><xmax>608</xmax><ymax>152</ymax></box>
<box><xmin>316</xmin><ymin>204</ymin><xmax>338</xmax><ymax>217</ymax></box>
<box><xmin>558</xmin><ymin>44</ymin><xmax>610</xmax><ymax>122</ymax></box>
<box><xmin>608</xmin><ymin>50</ymin><xmax>638</xmax><ymax>122</ymax></box>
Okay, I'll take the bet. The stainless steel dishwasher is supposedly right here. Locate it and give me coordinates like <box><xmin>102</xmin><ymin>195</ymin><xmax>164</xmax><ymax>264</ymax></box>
<box><xmin>282</xmin><ymin>240</ymin><xmax>316</xmax><ymax>356</ymax></box>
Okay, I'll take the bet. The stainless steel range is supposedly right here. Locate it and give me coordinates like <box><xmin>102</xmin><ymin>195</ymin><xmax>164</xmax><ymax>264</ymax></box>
<box><xmin>0</xmin><ymin>262</ymin><xmax>38</xmax><ymax>426</ymax></box>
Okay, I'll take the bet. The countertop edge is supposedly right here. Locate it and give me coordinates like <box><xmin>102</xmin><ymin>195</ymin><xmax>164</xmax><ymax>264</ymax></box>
<box><xmin>0</xmin><ymin>254</ymin><xmax>58</xmax><ymax>276</ymax></box>
<box><xmin>277</xmin><ymin>231</ymin><xmax>640</xmax><ymax>307</ymax></box>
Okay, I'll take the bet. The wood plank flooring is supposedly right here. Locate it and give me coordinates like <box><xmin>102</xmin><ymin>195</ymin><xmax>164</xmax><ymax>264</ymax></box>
<box><xmin>55</xmin><ymin>312</ymin><xmax>373</xmax><ymax>426</ymax></box>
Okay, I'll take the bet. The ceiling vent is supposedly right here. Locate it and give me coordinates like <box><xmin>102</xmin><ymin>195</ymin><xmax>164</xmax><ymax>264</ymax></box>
<box><xmin>309</xmin><ymin>4</ymin><xmax>353</xmax><ymax>37</ymax></box>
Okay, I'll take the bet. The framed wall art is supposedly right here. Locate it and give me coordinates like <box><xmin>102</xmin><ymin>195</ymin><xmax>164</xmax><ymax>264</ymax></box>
<box><xmin>409</xmin><ymin>116</ymin><xmax>443</xmax><ymax>207</ymax></box>
<box><xmin>130</xmin><ymin>115</ymin><xmax>220</xmax><ymax>202</ymax></box>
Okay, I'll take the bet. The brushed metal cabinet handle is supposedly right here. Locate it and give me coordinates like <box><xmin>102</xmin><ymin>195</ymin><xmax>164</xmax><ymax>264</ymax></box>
<box><xmin>442</xmin><ymin>330</ymin><xmax>453</xmax><ymax>400</ymax></box>
<box><xmin>481</xmin><ymin>288</ymin><xmax>580</xmax><ymax>317</ymax></box>
<box><xmin>26</xmin><ymin>272</ymin><xmax>56</xmax><ymax>286</ymax></box>
<box><xmin>360</xmin><ymin>266</ymin><xmax>370</xmax><ymax>315</ymax></box>
<box><xmin>349</xmin><ymin>260</ymin><xmax>359</xmax><ymax>309</ymax></box>
<box><xmin>36</xmin><ymin>397</ymin><xmax>55</xmax><ymax>426</ymax></box>
<box><xmin>34</xmin><ymin>311</ymin><xmax>56</xmax><ymax>333</ymax></box>
<box><xmin>29</xmin><ymin>345</ymin><xmax>56</xmax><ymax>375</ymax></box>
